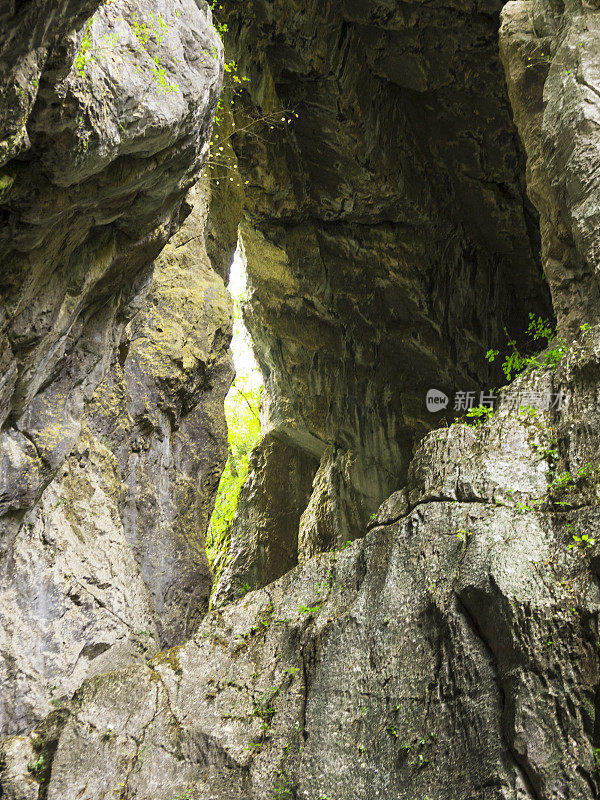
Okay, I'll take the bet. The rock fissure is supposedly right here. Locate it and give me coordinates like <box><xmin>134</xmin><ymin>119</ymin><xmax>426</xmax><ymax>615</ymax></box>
<box><xmin>455</xmin><ymin>594</ymin><xmax>540</xmax><ymax>800</ymax></box>
<box><xmin>3</xmin><ymin>0</ymin><xmax>600</xmax><ymax>797</ymax></box>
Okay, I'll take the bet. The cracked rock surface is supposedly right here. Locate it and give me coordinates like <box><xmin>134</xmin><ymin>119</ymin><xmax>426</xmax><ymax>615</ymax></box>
<box><xmin>501</xmin><ymin>0</ymin><xmax>600</xmax><ymax>338</ymax></box>
<box><xmin>213</xmin><ymin>0</ymin><xmax>555</xmax><ymax>601</ymax></box>
<box><xmin>6</xmin><ymin>329</ymin><xmax>600</xmax><ymax>798</ymax></box>
<box><xmin>2</xmin><ymin>0</ymin><xmax>600</xmax><ymax>797</ymax></box>
<box><xmin>0</xmin><ymin>0</ymin><xmax>229</xmax><ymax>737</ymax></box>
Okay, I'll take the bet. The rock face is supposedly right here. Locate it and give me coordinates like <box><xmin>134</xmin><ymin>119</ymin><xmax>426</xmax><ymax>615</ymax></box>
<box><xmin>2</xmin><ymin>0</ymin><xmax>600</xmax><ymax>798</ymax></box>
<box><xmin>501</xmin><ymin>0</ymin><xmax>600</xmax><ymax>339</ymax></box>
<box><xmin>213</xmin><ymin>0</ymin><xmax>555</xmax><ymax>599</ymax></box>
<box><xmin>7</xmin><ymin>333</ymin><xmax>600</xmax><ymax>799</ymax></box>
<box><xmin>212</xmin><ymin>433</ymin><xmax>319</xmax><ymax>603</ymax></box>
<box><xmin>0</xmin><ymin>0</ymin><xmax>229</xmax><ymax>736</ymax></box>
<box><xmin>82</xmin><ymin>184</ymin><xmax>234</xmax><ymax>650</ymax></box>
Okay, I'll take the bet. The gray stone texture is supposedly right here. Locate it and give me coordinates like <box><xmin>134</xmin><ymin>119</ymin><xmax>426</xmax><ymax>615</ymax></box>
<box><xmin>2</xmin><ymin>0</ymin><xmax>600</xmax><ymax>798</ymax></box>
<box><xmin>213</xmin><ymin>0</ymin><xmax>555</xmax><ymax>595</ymax></box>
<box><xmin>0</xmin><ymin>0</ymin><xmax>229</xmax><ymax>736</ymax></box>
<box><xmin>501</xmin><ymin>0</ymin><xmax>600</xmax><ymax>338</ymax></box>
<box><xmin>7</xmin><ymin>339</ymin><xmax>600</xmax><ymax>798</ymax></box>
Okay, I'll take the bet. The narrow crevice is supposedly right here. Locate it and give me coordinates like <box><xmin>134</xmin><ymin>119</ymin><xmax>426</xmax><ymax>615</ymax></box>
<box><xmin>455</xmin><ymin>595</ymin><xmax>542</xmax><ymax>800</ymax></box>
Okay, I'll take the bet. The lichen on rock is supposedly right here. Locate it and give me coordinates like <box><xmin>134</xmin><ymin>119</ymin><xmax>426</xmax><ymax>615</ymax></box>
<box><xmin>3</xmin><ymin>0</ymin><xmax>600</xmax><ymax>797</ymax></box>
<box><xmin>0</xmin><ymin>0</ymin><xmax>227</xmax><ymax>736</ymax></box>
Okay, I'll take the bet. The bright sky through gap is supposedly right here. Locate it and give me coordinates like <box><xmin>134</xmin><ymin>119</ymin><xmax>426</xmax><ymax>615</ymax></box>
<box><xmin>228</xmin><ymin>246</ymin><xmax>263</xmax><ymax>391</ymax></box>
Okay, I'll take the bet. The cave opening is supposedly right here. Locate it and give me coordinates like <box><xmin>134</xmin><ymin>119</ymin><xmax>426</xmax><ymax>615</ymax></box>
<box><xmin>202</xmin><ymin>0</ymin><xmax>557</xmax><ymax>605</ymax></box>
<box><xmin>206</xmin><ymin>242</ymin><xmax>263</xmax><ymax>595</ymax></box>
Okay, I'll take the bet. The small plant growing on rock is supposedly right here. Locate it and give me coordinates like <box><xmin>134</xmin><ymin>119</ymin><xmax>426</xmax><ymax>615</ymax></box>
<box><xmin>486</xmin><ymin>313</ymin><xmax>565</xmax><ymax>382</ymax></box>
<box><xmin>28</xmin><ymin>755</ymin><xmax>46</xmax><ymax>782</ymax></box>
<box><xmin>568</xmin><ymin>533</ymin><xmax>595</xmax><ymax>549</ymax></box>
<box><xmin>410</xmin><ymin>753</ymin><xmax>430</xmax><ymax>770</ymax></box>
<box><xmin>74</xmin><ymin>19</ymin><xmax>95</xmax><ymax>76</ymax></box>
<box><xmin>272</xmin><ymin>774</ymin><xmax>294</xmax><ymax>798</ymax></box>
<box><xmin>298</xmin><ymin>602</ymin><xmax>323</xmax><ymax>614</ymax></box>
<box><xmin>455</xmin><ymin>404</ymin><xmax>493</xmax><ymax>427</ymax></box>
<box><xmin>252</xmin><ymin>686</ymin><xmax>280</xmax><ymax>728</ymax></box>
<box><xmin>455</xmin><ymin>529</ymin><xmax>472</xmax><ymax>541</ymax></box>
<box><xmin>548</xmin><ymin>462</ymin><xmax>600</xmax><ymax>507</ymax></box>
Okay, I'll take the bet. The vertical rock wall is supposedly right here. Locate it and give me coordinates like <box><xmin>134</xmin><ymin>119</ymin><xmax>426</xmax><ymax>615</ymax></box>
<box><xmin>2</xmin><ymin>1</ymin><xmax>600</xmax><ymax>798</ymax></box>
<box><xmin>501</xmin><ymin>0</ymin><xmax>600</xmax><ymax>337</ymax></box>
<box><xmin>213</xmin><ymin>0</ymin><xmax>555</xmax><ymax>603</ymax></box>
<box><xmin>0</xmin><ymin>0</ymin><xmax>230</xmax><ymax>735</ymax></box>
<box><xmin>15</xmin><ymin>333</ymin><xmax>600</xmax><ymax>800</ymax></box>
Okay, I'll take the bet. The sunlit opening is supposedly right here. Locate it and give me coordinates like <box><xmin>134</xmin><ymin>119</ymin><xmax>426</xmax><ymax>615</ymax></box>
<box><xmin>206</xmin><ymin>243</ymin><xmax>263</xmax><ymax>589</ymax></box>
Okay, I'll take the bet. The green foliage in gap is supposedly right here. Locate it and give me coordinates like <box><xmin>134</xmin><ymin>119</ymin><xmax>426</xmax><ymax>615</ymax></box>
<box><xmin>206</xmin><ymin>269</ymin><xmax>263</xmax><ymax>592</ymax></box>
<box><xmin>205</xmin><ymin>378</ymin><xmax>261</xmax><ymax>584</ymax></box>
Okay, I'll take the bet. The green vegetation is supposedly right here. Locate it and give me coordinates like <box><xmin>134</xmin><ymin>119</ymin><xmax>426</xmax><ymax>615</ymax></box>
<box><xmin>102</xmin><ymin>726</ymin><xmax>116</xmax><ymax>741</ymax></box>
<box><xmin>28</xmin><ymin>755</ymin><xmax>46</xmax><ymax>783</ymax></box>
<box><xmin>208</xmin><ymin>1</ymin><xmax>249</xmax><ymax>125</ymax></box>
<box><xmin>207</xmin><ymin>0</ymin><xmax>298</xmax><ymax>190</ymax></box>
<box><xmin>298</xmin><ymin>602</ymin><xmax>324</xmax><ymax>615</ymax></box>
<box><xmin>464</xmin><ymin>404</ymin><xmax>494</xmax><ymax>426</ymax></box>
<box><xmin>546</xmin><ymin>462</ymin><xmax>600</xmax><ymax>511</ymax></box>
<box><xmin>252</xmin><ymin>685</ymin><xmax>280</xmax><ymax>728</ymax></box>
<box><xmin>568</xmin><ymin>531</ymin><xmax>595</xmax><ymax>549</ymax></box>
<box><xmin>486</xmin><ymin>313</ymin><xmax>565</xmax><ymax>382</ymax></box>
<box><xmin>206</xmin><ymin>252</ymin><xmax>262</xmax><ymax>593</ymax></box>
<box><xmin>74</xmin><ymin>19</ymin><xmax>95</xmax><ymax>76</ymax></box>
<box><xmin>272</xmin><ymin>773</ymin><xmax>294</xmax><ymax>798</ymax></box>
<box><xmin>205</xmin><ymin>377</ymin><xmax>261</xmax><ymax>580</ymax></box>
<box><xmin>73</xmin><ymin>10</ymin><xmax>179</xmax><ymax>93</ymax></box>
<box><xmin>594</xmin><ymin>748</ymin><xmax>600</xmax><ymax>775</ymax></box>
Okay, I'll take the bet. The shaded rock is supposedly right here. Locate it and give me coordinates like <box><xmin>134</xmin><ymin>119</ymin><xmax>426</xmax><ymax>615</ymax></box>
<box><xmin>0</xmin><ymin>424</ymin><xmax>158</xmax><ymax>737</ymax></box>
<box><xmin>213</xmin><ymin>432</ymin><xmax>318</xmax><ymax>607</ymax></box>
<box><xmin>0</xmin><ymin>735</ymin><xmax>40</xmax><ymax>800</ymax></box>
<box><xmin>86</xmin><ymin>182</ymin><xmax>234</xmax><ymax>647</ymax></box>
<box><xmin>0</xmin><ymin>183</ymin><xmax>234</xmax><ymax>736</ymax></box>
<box><xmin>0</xmin><ymin>0</ymin><xmax>226</xmax><ymax>736</ymax></box>
<box><xmin>297</xmin><ymin>445</ymin><xmax>384</xmax><ymax>559</ymax></box>
<box><xmin>501</xmin><ymin>0</ymin><xmax>600</xmax><ymax>337</ymax></box>
<box><xmin>214</xmin><ymin>0</ymin><xmax>554</xmax><ymax>593</ymax></box>
<box><xmin>15</xmin><ymin>358</ymin><xmax>600</xmax><ymax>798</ymax></box>
<box><xmin>369</xmin><ymin>487</ymin><xmax>409</xmax><ymax>528</ymax></box>
<box><xmin>0</xmin><ymin>0</ymin><xmax>222</xmax><ymax>519</ymax></box>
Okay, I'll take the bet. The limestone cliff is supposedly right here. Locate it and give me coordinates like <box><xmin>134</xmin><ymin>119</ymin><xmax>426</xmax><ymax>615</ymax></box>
<box><xmin>0</xmin><ymin>0</ymin><xmax>230</xmax><ymax>737</ymax></box>
<box><xmin>2</xmin><ymin>0</ymin><xmax>600</xmax><ymax>798</ymax></box>
<box><xmin>210</xmin><ymin>0</ymin><xmax>558</xmax><ymax>604</ymax></box>
<box><xmin>6</xmin><ymin>337</ymin><xmax>600</xmax><ymax>800</ymax></box>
